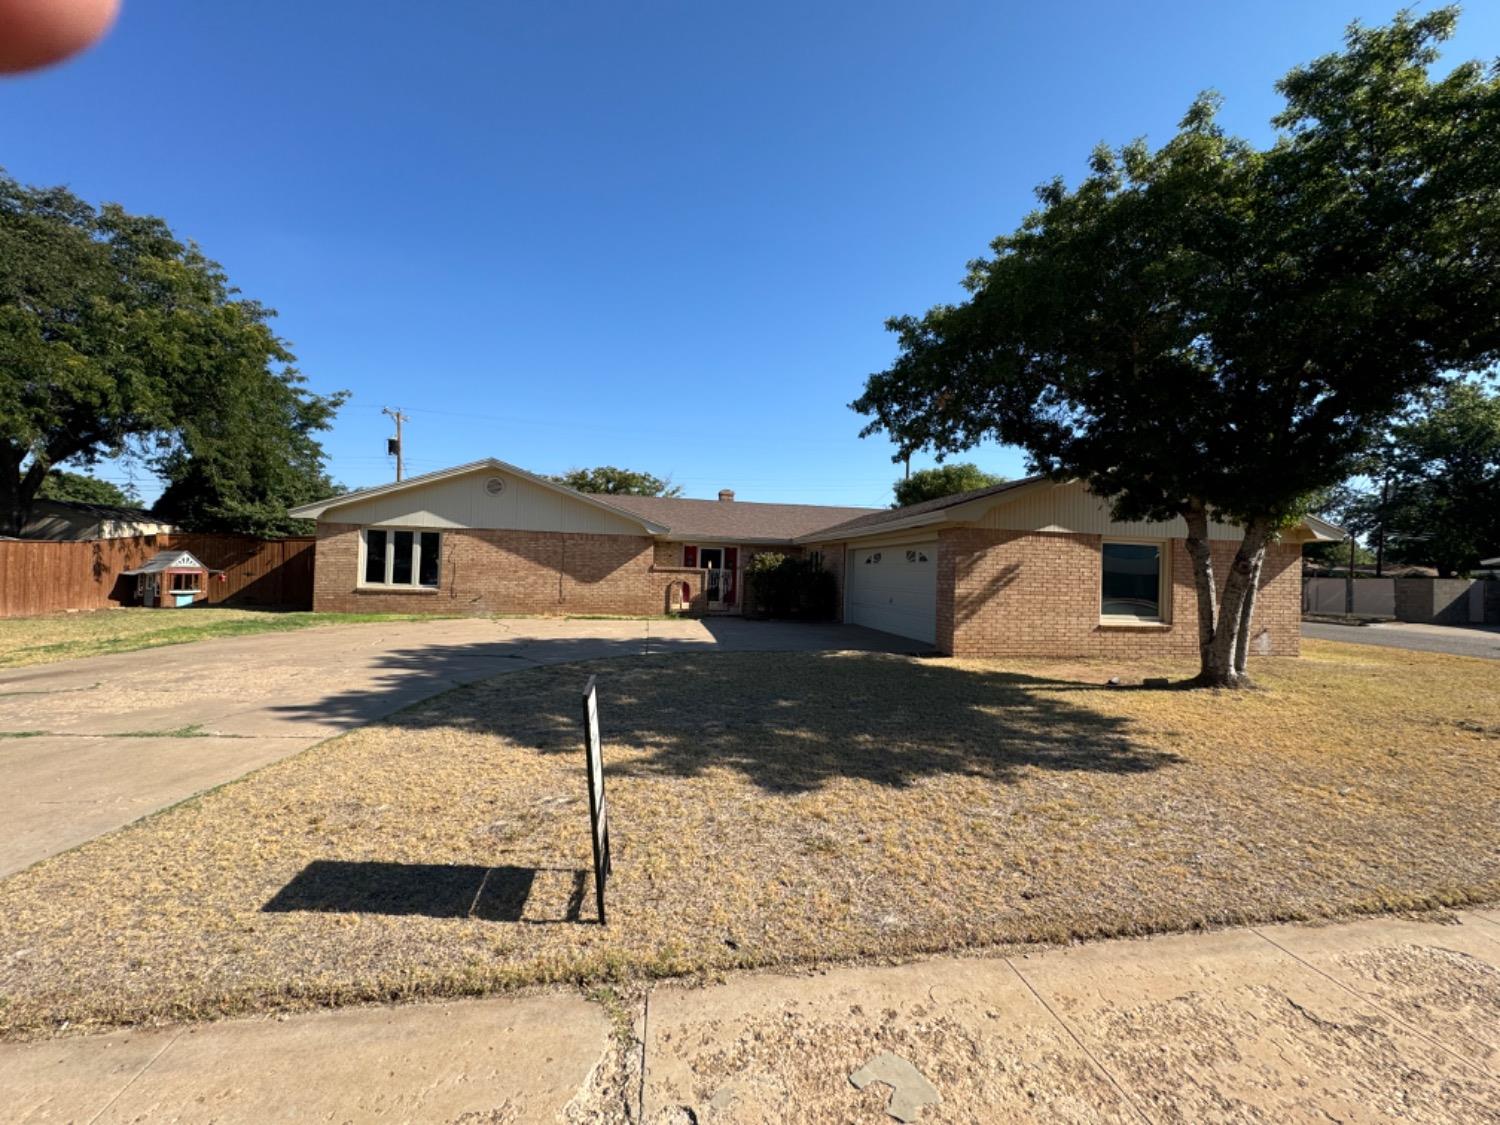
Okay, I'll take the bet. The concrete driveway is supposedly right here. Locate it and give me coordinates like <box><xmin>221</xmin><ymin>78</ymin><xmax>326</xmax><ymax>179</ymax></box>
<box><xmin>0</xmin><ymin>617</ymin><xmax>922</xmax><ymax>878</ymax></box>
<box><xmin>1304</xmin><ymin>619</ymin><xmax>1500</xmax><ymax>659</ymax></box>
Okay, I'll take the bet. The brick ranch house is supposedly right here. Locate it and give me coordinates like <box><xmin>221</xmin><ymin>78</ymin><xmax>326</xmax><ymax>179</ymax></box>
<box><xmin>289</xmin><ymin>458</ymin><xmax>1340</xmax><ymax>659</ymax></box>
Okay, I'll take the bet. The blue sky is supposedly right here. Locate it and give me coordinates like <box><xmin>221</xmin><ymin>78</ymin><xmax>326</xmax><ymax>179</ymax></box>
<box><xmin>5</xmin><ymin>1</ymin><xmax>1497</xmax><ymax>508</ymax></box>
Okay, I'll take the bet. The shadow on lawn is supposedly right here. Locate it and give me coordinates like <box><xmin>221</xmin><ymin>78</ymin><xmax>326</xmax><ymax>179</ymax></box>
<box><xmin>263</xmin><ymin>860</ymin><xmax>591</xmax><ymax>922</ymax></box>
<box><xmin>260</xmin><ymin>618</ymin><xmax>931</xmax><ymax>735</ymax></box>
<box><xmin>277</xmin><ymin>636</ymin><xmax>1177</xmax><ymax>794</ymax></box>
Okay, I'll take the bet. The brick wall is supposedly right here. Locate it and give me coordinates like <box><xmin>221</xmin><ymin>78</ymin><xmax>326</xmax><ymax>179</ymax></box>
<box><xmin>811</xmin><ymin>544</ymin><xmax>846</xmax><ymax>622</ymax></box>
<box><xmin>937</xmin><ymin>528</ymin><xmax>1301</xmax><ymax>660</ymax></box>
<box><xmin>314</xmin><ymin>522</ymin><xmax>695</xmax><ymax>616</ymax></box>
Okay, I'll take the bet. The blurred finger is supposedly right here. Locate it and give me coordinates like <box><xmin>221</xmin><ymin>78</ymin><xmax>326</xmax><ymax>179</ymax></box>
<box><xmin>0</xmin><ymin>0</ymin><xmax>119</xmax><ymax>75</ymax></box>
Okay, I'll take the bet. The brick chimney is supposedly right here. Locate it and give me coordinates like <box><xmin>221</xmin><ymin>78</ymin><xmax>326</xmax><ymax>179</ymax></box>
<box><xmin>718</xmin><ymin>489</ymin><xmax>735</xmax><ymax>502</ymax></box>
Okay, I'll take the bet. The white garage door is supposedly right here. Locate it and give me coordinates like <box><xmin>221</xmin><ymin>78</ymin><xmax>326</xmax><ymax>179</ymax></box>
<box><xmin>845</xmin><ymin>541</ymin><xmax>938</xmax><ymax>643</ymax></box>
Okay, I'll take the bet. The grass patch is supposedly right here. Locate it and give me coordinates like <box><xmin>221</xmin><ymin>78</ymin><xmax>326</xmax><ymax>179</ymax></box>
<box><xmin>0</xmin><ymin>640</ymin><xmax>1495</xmax><ymax>1038</ymax></box>
<box><xmin>0</xmin><ymin>608</ymin><xmax>458</xmax><ymax>668</ymax></box>
<box><xmin>0</xmin><ymin>731</ymin><xmax>45</xmax><ymax>739</ymax></box>
<box><xmin>107</xmin><ymin>724</ymin><xmax>229</xmax><ymax>740</ymax></box>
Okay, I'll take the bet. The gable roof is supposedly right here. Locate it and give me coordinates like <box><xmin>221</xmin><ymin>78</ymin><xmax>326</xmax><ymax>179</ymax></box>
<box><xmin>798</xmin><ymin>477</ymin><xmax>1044</xmax><ymax>542</ymax></box>
<box><xmin>602</xmin><ymin>494</ymin><xmax>877</xmax><ymax>542</ymax></box>
<box><xmin>122</xmin><ymin>550</ymin><xmax>207</xmax><ymax>575</ymax></box>
<box><xmin>286</xmin><ymin>458</ymin><xmax>671</xmax><ymax>534</ymax></box>
<box><xmin>798</xmin><ymin>476</ymin><xmax>1348</xmax><ymax>544</ymax></box>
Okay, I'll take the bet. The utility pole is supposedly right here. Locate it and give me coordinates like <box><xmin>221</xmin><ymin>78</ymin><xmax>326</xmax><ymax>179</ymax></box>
<box><xmin>1375</xmin><ymin>474</ymin><xmax>1390</xmax><ymax>578</ymax></box>
<box><xmin>382</xmin><ymin>406</ymin><xmax>409</xmax><ymax>481</ymax></box>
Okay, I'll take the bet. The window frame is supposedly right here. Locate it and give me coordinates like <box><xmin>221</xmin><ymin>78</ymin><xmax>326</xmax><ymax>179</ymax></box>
<box><xmin>169</xmin><ymin>572</ymin><xmax>200</xmax><ymax>593</ymax></box>
<box><xmin>358</xmin><ymin>527</ymin><xmax>442</xmax><ymax>590</ymax></box>
<box><xmin>1099</xmin><ymin>537</ymin><xmax>1169</xmax><ymax>625</ymax></box>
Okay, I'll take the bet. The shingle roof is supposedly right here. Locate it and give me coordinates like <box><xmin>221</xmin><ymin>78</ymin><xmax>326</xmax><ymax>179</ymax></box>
<box><xmin>800</xmin><ymin>476</ymin><xmax>1043</xmax><ymax>540</ymax></box>
<box><xmin>601</xmin><ymin>494</ymin><xmax>877</xmax><ymax>542</ymax></box>
<box><xmin>122</xmin><ymin>550</ymin><xmax>207</xmax><ymax>575</ymax></box>
<box><xmin>35</xmin><ymin>499</ymin><xmax>163</xmax><ymax>522</ymax></box>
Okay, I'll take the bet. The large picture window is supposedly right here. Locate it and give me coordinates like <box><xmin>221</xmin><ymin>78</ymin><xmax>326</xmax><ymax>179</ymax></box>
<box><xmin>361</xmin><ymin>528</ymin><xmax>441</xmax><ymax>588</ymax></box>
<box><xmin>1101</xmin><ymin>542</ymin><xmax>1163</xmax><ymax>621</ymax></box>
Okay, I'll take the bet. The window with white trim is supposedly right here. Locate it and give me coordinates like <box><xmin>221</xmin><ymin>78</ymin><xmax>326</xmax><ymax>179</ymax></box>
<box><xmin>1101</xmin><ymin>541</ymin><xmax>1164</xmax><ymax>621</ymax></box>
<box><xmin>361</xmin><ymin>528</ymin><xmax>441</xmax><ymax>588</ymax></box>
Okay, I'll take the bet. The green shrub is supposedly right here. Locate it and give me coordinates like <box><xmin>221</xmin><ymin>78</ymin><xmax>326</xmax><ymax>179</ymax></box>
<box><xmin>745</xmin><ymin>553</ymin><xmax>837</xmax><ymax>620</ymax></box>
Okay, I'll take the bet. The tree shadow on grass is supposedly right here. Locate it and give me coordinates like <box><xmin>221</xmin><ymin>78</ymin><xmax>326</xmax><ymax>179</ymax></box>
<box><xmin>262</xmin><ymin>860</ymin><xmax>591</xmax><ymax>922</ymax></box>
<box><xmin>260</xmin><ymin>619</ymin><xmax>933</xmax><ymax>735</ymax></box>
<box><xmin>368</xmin><ymin>648</ymin><xmax>1181</xmax><ymax>795</ymax></box>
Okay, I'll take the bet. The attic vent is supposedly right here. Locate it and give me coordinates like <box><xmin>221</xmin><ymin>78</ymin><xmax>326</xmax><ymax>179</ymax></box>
<box><xmin>484</xmin><ymin>476</ymin><xmax>507</xmax><ymax>496</ymax></box>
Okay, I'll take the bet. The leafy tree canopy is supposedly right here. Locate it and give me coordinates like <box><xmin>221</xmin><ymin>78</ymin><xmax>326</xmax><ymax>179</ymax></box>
<box><xmin>1342</xmin><ymin>380</ymin><xmax>1500</xmax><ymax>576</ymax></box>
<box><xmin>0</xmin><ymin>170</ymin><xmax>345</xmax><ymax>536</ymax></box>
<box><xmin>553</xmin><ymin>466</ymin><xmax>683</xmax><ymax>497</ymax></box>
<box><xmin>893</xmin><ymin>462</ymin><xmax>1005</xmax><ymax>508</ymax></box>
<box><xmin>852</xmin><ymin>9</ymin><xmax>1500</xmax><ymax>685</ymax></box>
<box><xmin>37</xmin><ymin>469</ymin><xmax>139</xmax><ymax>507</ymax></box>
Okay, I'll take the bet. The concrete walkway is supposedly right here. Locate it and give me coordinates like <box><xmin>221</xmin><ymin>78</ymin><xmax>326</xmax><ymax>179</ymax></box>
<box><xmin>1304</xmin><ymin>619</ymin><xmax>1500</xmax><ymax>659</ymax></box>
<box><xmin>4</xmin><ymin>911</ymin><xmax>1497</xmax><ymax>1122</ymax></box>
<box><xmin>0</xmin><ymin>616</ymin><xmax>922</xmax><ymax>877</ymax></box>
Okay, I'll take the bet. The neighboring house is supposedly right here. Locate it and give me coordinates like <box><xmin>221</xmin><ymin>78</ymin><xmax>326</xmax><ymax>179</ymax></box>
<box><xmin>21</xmin><ymin>500</ymin><xmax>175</xmax><ymax>541</ymax></box>
<box><xmin>289</xmin><ymin>459</ymin><xmax>1340</xmax><ymax>659</ymax></box>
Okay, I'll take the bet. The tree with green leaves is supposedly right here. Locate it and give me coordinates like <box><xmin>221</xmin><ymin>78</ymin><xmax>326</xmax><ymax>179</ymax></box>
<box><xmin>553</xmin><ymin>466</ymin><xmax>683</xmax><ymax>497</ymax></box>
<box><xmin>37</xmin><ymin>469</ymin><xmax>139</xmax><ymax>507</ymax></box>
<box><xmin>0</xmin><ymin>171</ymin><xmax>345</xmax><ymax>537</ymax></box>
<box><xmin>853</xmin><ymin>9</ymin><xmax>1500</xmax><ymax>687</ymax></box>
<box><xmin>150</xmin><ymin>370</ymin><xmax>346</xmax><ymax>537</ymax></box>
<box><xmin>1353</xmin><ymin>380</ymin><xmax>1500</xmax><ymax>576</ymax></box>
<box><xmin>893</xmin><ymin>462</ymin><xmax>1005</xmax><ymax>508</ymax></box>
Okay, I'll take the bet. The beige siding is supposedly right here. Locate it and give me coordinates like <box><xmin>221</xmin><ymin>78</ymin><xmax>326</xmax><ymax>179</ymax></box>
<box><xmin>322</xmin><ymin>467</ymin><xmax>646</xmax><ymax>535</ymax></box>
<box><xmin>977</xmin><ymin>480</ymin><xmax>1259</xmax><ymax>541</ymax></box>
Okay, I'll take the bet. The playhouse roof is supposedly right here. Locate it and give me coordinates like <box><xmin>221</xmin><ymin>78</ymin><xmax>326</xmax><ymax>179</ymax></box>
<box><xmin>122</xmin><ymin>550</ymin><xmax>208</xmax><ymax>575</ymax></box>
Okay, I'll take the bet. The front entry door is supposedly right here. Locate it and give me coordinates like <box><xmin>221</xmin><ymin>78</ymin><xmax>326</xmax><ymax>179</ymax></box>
<box><xmin>700</xmin><ymin>548</ymin><xmax>726</xmax><ymax>606</ymax></box>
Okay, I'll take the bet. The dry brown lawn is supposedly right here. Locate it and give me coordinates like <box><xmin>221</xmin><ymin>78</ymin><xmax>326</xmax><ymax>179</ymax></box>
<box><xmin>0</xmin><ymin>607</ymin><xmax>446</xmax><ymax>667</ymax></box>
<box><xmin>0</xmin><ymin>639</ymin><xmax>1495</xmax><ymax>1038</ymax></box>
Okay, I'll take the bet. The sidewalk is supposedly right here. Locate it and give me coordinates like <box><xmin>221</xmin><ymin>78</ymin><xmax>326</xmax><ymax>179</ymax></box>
<box><xmin>4</xmin><ymin>910</ymin><xmax>1498</xmax><ymax>1122</ymax></box>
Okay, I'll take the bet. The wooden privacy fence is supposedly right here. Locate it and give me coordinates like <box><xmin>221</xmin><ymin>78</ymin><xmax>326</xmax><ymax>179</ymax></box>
<box><xmin>0</xmin><ymin>533</ymin><xmax>315</xmax><ymax>618</ymax></box>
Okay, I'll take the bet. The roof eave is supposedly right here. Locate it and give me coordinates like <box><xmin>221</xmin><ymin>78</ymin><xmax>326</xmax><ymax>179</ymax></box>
<box><xmin>796</xmin><ymin>478</ymin><xmax>1054</xmax><ymax>545</ymax></box>
<box><xmin>1300</xmin><ymin>514</ymin><xmax>1346</xmax><ymax>542</ymax></box>
<box><xmin>795</xmin><ymin>510</ymin><xmax>953</xmax><ymax>545</ymax></box>
<box><xmin>655</xmin><ymin>533</ymin><xmax>804</xmax><ymax>545</ymax></box>
<box><xmin>287</xmin><ymin>458</ymin><xmax>670</xmax><ymax>535</ymax></box>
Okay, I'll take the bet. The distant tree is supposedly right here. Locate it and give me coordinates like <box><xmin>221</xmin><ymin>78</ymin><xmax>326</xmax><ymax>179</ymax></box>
<box><xmin>1303</xmin><ymin>538</ymin><xmax>1376</xmax><ymax>570</ymax></box>
<box><xmin>1360</xmin><ymin>381</ymin><xmax>1500</xmax><ymax>576</ymax></box>
<box><xmin>554</xmin><ymin>466</ymin><xmax>683</xmax><ymax>497</ymax></box>
<box><xmin>37</xmin><ymin>469</ymin><xmax>138</xmax><ymax>507</ymax></box>
<box><xmin>150</xmin><ymin>368</ymin><xmax>345</xmax><ymax>537</ymax></box>
<box><xmin>894</xmin><ymin>463</ymin><xmax>1005</xmax><ymax>507</ymax></box>
<box><xmin>1301</xmin><ymin>476</ymin><xmax>1382</xmax><ymax>570</ymax></box>
<box><xmin>853</xmin><ymin>10</ymin><xmax>1500</xmax><ymax>687</ymax></box>
<box><xmin>0</xmin><ymin>170</ymin><xmax>345</xmax><ymax>537</ymax></box>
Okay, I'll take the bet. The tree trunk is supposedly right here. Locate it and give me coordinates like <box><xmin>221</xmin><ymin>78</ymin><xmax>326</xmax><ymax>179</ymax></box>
<box><xmin>1182</xmin><ymin>501</ymin><xmax>1219</xmax><ymax>681</ymax></box>
<box><xmin>1233</xmin><ymin>546</ymin><xmax>1265</xmax><ymax>676</ymax></box>
<box><xmin>1197</xmin><ymin>519</ymin><xmax>1273</xmax><ymax>688</ymax></box>
<box><xmin>0</xmin><ymin>446</ymin><xmax>49</xmax><ymax>537</ymax></box>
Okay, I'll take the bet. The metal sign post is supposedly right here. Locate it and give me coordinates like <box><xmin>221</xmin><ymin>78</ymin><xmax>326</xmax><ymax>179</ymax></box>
<box><xmin>581</xmin><ymin>675</ymin><xmax>611</xmax><ymax>924</ymax></box>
